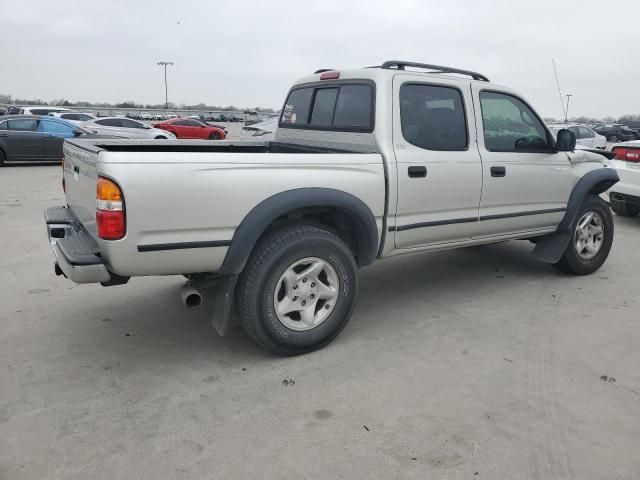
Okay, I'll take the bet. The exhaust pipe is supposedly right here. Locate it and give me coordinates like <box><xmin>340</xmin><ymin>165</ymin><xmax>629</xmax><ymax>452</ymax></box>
<box><xmin>180</xmin><ymin>284</ymin><xmax>203</xmax><ymax>309</ymax></box>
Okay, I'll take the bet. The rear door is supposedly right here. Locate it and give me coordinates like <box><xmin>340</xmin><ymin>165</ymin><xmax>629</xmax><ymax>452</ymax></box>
<box><xmin>2</xmin><ymin>118</ymin><xmax>46</xmax><ymax>161</ymax></box>
<box><xmin>392</xmin><ymin>75</ymin><xmax>482</xmax><ymax>248</ymax></box>
<box><xmin>471</xmin><ymin>87</ymin><xmax>572</xmax><ymax>238</ymax></box>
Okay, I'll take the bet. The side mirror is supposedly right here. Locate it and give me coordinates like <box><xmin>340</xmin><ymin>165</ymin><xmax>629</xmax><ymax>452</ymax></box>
<box><xmin>73</xmin><ymin>129</ymin><xmax>84</xmax><ymax>137</ymax></box>
<box><xmin>556</xmin><ymin>129</ymin><xmax>576</xmax><ymax>151</ymax></box>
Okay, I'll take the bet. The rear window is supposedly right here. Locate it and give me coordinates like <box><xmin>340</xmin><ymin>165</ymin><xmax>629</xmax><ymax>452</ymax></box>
<box><xmin>281</xmin><ymin>88</ymin><xmax>314</xmax><ymax>127</ymax></box>
<box><xmin>310</xmin><ymin>88</ymin><xmax>338</xmax><ymax>126</ymax></box>
<box><xmin>280</xmin><ymin>82</ymin><xmax>374</xmax><ymax>131</ymax></box>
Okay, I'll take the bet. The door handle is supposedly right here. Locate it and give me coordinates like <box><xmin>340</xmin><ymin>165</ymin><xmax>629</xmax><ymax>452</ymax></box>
<box><xmin>490</xmin><ymin>166</ymin><xmax>506</xmax><ymax>177</ymax></box>
<box><xmin>0</xmin><ymin>133</ymin><xmax>8</xmax><ymax>137</ymax></box>
<box><xmin>408</xmin><ymin>166</ymin><xmax>427</xmax><ymax>178</ymax></box>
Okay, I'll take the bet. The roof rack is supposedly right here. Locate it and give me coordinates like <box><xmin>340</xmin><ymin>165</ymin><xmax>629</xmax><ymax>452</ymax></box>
<box><xmin>379</xmin><ymin>60</ymin><xmax>489</xmax><ymax>82</ymax></box>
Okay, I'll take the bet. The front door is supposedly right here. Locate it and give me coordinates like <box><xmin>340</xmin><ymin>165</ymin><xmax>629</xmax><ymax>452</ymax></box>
<box><xmin>393</xmin><ymin>75</ymin><xmax>482</xmax><ymax>249</ymax></box>
<box><xmin>470</xmin><ymin>87</ymin><xmax>573</xmax><ymax>238</ymax></box>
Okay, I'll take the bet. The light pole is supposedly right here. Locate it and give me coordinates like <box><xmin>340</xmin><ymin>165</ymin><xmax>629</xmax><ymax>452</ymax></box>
<box><xmin>157</xmin><ymin>61</ymin><xmax>174</xmax><ymax>110</ymax></box>
<box><xmin>564</xmin><ymin>94</ymin><xmax>572</xmax><ymax>124</ymax></box>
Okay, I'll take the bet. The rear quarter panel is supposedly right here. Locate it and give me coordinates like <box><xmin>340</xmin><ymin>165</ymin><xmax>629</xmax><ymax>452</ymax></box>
<box><xmin>97</xmin><ymin>151</ymin><xmax>385</xmax><ymax>276</ymax></box>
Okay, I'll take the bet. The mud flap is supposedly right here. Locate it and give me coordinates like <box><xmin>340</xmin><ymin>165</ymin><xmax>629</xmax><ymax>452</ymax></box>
<box><xmin>193</xmin><ymin>274</ymin><xmax>238</xmax><ymax>336</ymax></box>
<box><xmin>532</xmin><ymin>231</ymin><xmax>571</xmax><ymax>263</ymax></box>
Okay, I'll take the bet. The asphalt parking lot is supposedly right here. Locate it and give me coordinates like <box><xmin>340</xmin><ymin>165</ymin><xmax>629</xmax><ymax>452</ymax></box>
<box><xmin>1</xmin><ymin>165</ymin><xmax>639</xmax><ymax>480</ymax></box>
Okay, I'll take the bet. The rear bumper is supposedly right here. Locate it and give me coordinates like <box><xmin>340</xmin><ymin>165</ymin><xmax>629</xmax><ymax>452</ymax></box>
<box><xmin>610</xmin><ymin>192</ymin><xmax>640</xmax><ymax>208</ymax></box>
<box><xmin>45</xmin><ymin>206</ymin><xmax>112</xmax><ymax>284</ymax></box>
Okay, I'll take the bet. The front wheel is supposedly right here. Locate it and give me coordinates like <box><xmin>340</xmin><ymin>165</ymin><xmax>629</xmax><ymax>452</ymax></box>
<box><xmin>209</xmin><ymin>132</ymin><xmax>222</xmax><ymax>140</ymax></box>
<box><xmin>236</xmin><ymin>224</ymin><xmax>358</xmax><ymax>355</ymax></box>
<box><xmin>0</xmin><ymin>149</ymin><xmax>5</xmax><ymax>166</ymax></box>
<box><xmin>553</xmin><ymin>195</ymin><xmax>614</xmax><ymax>275</ymax></box>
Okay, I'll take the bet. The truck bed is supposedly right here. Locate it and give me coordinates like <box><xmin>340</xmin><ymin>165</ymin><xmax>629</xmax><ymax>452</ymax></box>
<box><xmin>59</xmin><ymin>138</ymin><xmax>386</xmax><ymax>279</ymax></box>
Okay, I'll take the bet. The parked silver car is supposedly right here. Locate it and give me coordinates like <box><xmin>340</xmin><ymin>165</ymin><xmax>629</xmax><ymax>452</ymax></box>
<box><xmin>240</xmin><ymin>116</ymin><xmax>277</xmax><ymax>140</ymax></box>
<box><xmin>548</xmin><ymin>124</ymin><xmax>606</xmax><ymax>149</ymax></box>
<box><xmin>80</xmin><ymin>117</ymin><xmax>176</xmax><ymax>139</ymax></box>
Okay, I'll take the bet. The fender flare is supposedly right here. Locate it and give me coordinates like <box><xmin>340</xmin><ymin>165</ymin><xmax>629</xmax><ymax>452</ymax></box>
<box><xmin>532</xmin><ymin>167</ymin><xmax>619</xmax><ymax>263</ymax></box>
<box><xmin>219</xmin><ymin>188</ymin><xmax>380</xmax><ymax>275</ymax></box>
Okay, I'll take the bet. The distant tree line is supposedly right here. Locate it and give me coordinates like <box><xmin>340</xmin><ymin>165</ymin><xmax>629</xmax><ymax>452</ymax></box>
<box><xmin>544</xmin><ymin>114</ymin><xmax>640</xmax><ymax>128</ymax></box>
<box><xmin>0</xmin><ymin>94</ymin><xmax>276</xmax><ymax>113</ymax></box>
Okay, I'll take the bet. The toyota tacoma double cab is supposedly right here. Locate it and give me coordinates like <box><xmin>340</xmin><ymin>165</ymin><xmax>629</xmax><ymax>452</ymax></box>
<box><xmin>45</xmin><ymin>60</ymin><xmax>619</xmax><ymax>355</ymax></box>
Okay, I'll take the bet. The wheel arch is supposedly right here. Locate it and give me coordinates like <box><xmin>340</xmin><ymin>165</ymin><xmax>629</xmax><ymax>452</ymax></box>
<box><xmin>532</xmin><ymin>167</ymin><xmax>619</xmax><ymax>263</ymax></box>
<box><xmin>219</xmin><ymin>188</ymin><xmax>380</xmax><ymax>275</ymax></box>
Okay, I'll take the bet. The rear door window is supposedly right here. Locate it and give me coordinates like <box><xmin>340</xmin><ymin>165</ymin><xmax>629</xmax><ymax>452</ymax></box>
<box><xmin>96</xmin><ymin>118</ymin><xmax>121</xmax><ymax>127</ymax></box>
<box><xmin>37</xmin><ymin>120</ymin><xmax>74</xmax><ymax>136</ymax></box>
<box><xmin>579</xmin><ymin>126</ymin><xmax>594</xmax><ymax>138</ymax></box>
<box><xmin>400</xmin><ymin>84</ymin><xmax>468</xmax><ymax>151</ymax></box>
<box><xmin>119</xmin><ymin>119</ymin><xmax>144</xmax><ymax>129</ymax></box>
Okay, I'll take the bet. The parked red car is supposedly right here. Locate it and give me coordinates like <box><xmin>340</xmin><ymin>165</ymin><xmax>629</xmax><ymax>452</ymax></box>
<box><xmin>153</xmin><ymin>118</ymin><xmax>226</xmax><ymax>140</ymax></box>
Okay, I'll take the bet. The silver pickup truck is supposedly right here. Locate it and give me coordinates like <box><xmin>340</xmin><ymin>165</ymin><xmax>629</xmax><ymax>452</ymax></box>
<box><xmin>45</xmin><ymin>60</ymin><xmax>619</xmax><ymax>355</ymax></box>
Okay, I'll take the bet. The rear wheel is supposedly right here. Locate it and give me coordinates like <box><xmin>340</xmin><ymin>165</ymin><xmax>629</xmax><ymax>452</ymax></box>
<box><xmin>209</xmin><ymin>132</ymin><xmax>222</xmax><ymax>140</ymax></box>
<box><xmin>236</xmin><ymin>224</ymin><xmax>358</xmax><ymax>356</ymax></box>
<box><xmin>553</xmin><ymin>195</ymin><xmax>613</xmax><ymax>275</ymax></box>
<box><xmin>0</xmin><ymin>149</ymin><xmax>5</xmax><ymax>166</ymax></box>
<box><xmin>154</xmin><ymin>135</ymin><xmax>167</xmax><ymax>139</ymax></box>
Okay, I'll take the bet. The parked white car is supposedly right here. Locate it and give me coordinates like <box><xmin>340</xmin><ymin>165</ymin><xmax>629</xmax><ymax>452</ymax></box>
<box><xmin>80</xmin><ymin>117</ymin><xmax>176</xmax><ymax>139</ymax></box>
<box><xmin>49</xmin><ymin>112</ymin><xmax>96</xmax><ymax>124</ymax></box>
<box><xmin>139</xmin><ymin>112</ymin><xmax>153</xmax><ymax>121</ymax></box>
<box><xmin>548</xmin><ymin>124</ymin><xmax>606</xmax><ymax>149</ymax></box>
<box><xmin>607</xmin><ymin>140</ymin><xmax>640</xmax><ymax>216</ymax></box>
<box><xmin>19</xmin><ymin>106</ymin><xmax>72</xmax><ymax>116</ymax></box>
<box><xmin>240</xmin><ymin>116</ymin><xmax>277</xmax><ymax>140</ymax></box>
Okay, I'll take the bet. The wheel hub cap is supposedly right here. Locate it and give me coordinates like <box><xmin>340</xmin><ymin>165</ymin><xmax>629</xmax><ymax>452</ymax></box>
<box><xmin>273</xmin><ymin>257</ymin><xmax>339</xmax><ymax>331</ymax></box>
<box><xmin>574</xmin><ymin>211</ymin><xmax>604</xmax><ymax>260</ymax></box>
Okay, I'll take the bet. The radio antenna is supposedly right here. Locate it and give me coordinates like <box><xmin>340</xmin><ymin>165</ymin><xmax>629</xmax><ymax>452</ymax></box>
<box><xmin>552</xmin><ymin>59</ymin><xmax>566</xmax><ymax>121</ymax></box>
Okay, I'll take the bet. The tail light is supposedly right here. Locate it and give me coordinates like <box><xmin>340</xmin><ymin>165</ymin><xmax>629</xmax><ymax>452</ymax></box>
<box><xmin>96</xmin><ymin>176</ymin><xmax>126</xmax><ymax>240</ymax></box>
<box><xmin>613</xmin><ymin>147</ymin><xmax>640</xmax><ymax>162</ymax></box>
<box><xmin>61</xmin><ymin>159</ymin><xmax>65</xmax><ymax>193</ymax></box>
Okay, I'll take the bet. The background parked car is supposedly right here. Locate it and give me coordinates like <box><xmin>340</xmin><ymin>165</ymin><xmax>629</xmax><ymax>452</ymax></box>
<box><xmin>81</xmin><ymin>117</ymin><xmax>176</xmax><ymax>139</ymax></box>
<box><xmin>548</xmin><ymin>124</ymin><xmax>606</xmax><ymax>149</ymax></box>
<box><xmin>240</xmin><ymin>116</ymin><xmax>277</xmax><ymax>140</ymax></box>
<box><xmin>153</xmin><ymin>118</ymin><xmax>226</xmax><ymax>139</ymax></box>
<box><xmin>49</xmin><ymin>112</ymin><xmax>96</xmax><ymax>124</ymax></box>
<box><xmin>606</xmin><ymin>139</ymin><xmax>640</xmax><ymax>217</ymax></box>
<box><xmin>139</xmin><ymin>112</ymin><xmax>153</xmax><ymax>121</ymax></box>
<box><xmin>594</xmin><ymin>124</ymin><xmax>638</xmax><ymax>142</ymax></box>
<box><xmin>19</xmin><ymin>106</ymin><xmax>72</xmax><ymax>116</ymax></box>
<box><xmin>0</xmin><ymin>115</ymin><xmax>113</xmax><ymax>165</ymax></box>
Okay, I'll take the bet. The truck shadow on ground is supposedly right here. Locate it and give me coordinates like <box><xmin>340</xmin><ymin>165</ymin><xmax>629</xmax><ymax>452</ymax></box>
<box><xmin>64</xmin><ymin>239</ymin><xmax>565</xmax><ymax>367</ymax></box>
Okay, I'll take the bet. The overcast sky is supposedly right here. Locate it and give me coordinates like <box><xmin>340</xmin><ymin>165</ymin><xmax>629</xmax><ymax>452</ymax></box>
<box><xmin>1</xmin><ymin>0</ymin><xmax>638</xmax><ymax>118</ymax></box>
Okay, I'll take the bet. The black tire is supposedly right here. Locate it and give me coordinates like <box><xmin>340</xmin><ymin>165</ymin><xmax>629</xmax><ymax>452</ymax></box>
<box><xmin>155</xmin><ymin>135</ymin><xmax>167</xmax><ymax>139</ymax></box>
<box><xmin>0</xmin><ymin>149</ymin><xmax>5</xmax><ymax>166</ymax></box>
<box><xmin>236</xmin><ymin>224</ymin><xmax>358</xmax><ymax>356</ymax></box>
<box><xmin>610</xmin><ymin>198</ymin><xmax>640</xmax><ymax>217</ymax></box>
<box><xmin>209</xmin><ymin>132</ymin><xmax>222</xmax><ymax>140</ymax></box>
<box><xmin>553</xmin><ymin>195</ymin><xmax>614</xmax><ymax>275</ymax></box>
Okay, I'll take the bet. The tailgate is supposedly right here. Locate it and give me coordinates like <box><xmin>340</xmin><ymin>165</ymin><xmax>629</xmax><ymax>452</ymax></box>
<box><xmin>63</xmin><ymin>140</ymin><xmax>101</xmax><ymax>238</ymax></box>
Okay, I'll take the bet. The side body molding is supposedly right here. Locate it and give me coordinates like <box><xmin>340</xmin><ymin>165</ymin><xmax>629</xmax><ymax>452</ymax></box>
<box><xmin>533</xmin><ymin>167</ymin><xmax>619</xmax><ymax>263</ymax></box>
<box><xmin>219</xmin><ymin>188</ymin><xmax>380</xmax><ymax>275</ymax></box>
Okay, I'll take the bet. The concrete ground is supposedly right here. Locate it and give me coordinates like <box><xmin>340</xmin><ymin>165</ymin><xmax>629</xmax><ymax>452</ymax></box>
<box><xmin>1</xmin><ymin>165</ymin><xmax>639</xmax><ymax>480</ymax></box>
